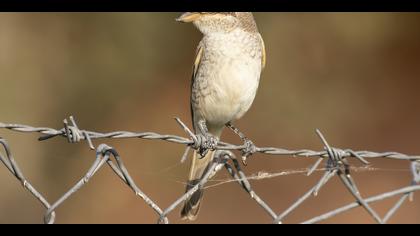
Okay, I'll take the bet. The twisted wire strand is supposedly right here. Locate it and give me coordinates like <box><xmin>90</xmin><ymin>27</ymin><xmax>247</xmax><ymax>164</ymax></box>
<box><xmin>1</xmin><ymin>120</ymin><xmax>419</xmax><ymax>161</ymax></box>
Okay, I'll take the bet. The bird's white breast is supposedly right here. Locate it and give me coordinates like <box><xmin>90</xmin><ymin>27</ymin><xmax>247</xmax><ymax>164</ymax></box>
<box><xmin>194</xmin><ymin>29</ymin><xmax>262</xmax><ymax>127</ymax></box>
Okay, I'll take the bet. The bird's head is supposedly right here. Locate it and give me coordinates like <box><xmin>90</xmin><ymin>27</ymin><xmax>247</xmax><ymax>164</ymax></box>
<box><xmin>176</xmin><ymin>12</ymin><xmax>258</xmax><ymax>35</ymax></box>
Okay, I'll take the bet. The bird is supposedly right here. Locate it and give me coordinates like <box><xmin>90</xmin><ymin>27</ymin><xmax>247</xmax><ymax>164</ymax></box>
<box><xmin>176</xmin><ymin>12</ymin><xmax>266</xmax><ymax>221</ymax></box>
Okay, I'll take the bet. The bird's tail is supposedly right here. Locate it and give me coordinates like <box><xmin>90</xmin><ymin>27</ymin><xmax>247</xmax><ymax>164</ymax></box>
<box><xmin>180</xmin><ymin>149</ymin><xmax>215</xmax><ymax>221</ymax></box>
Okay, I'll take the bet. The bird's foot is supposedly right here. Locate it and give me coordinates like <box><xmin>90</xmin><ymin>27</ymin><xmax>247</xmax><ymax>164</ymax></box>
<box><xmin>196</xmin><ymin>133</ymin><xmax>218</xmax><ymax>158</ymax></box>
<box><xmin>226</xmin><ymin>122</ymin><xmax>256</xmax><ymax>166</ymax></box>
<box><xmin>196</xmin><ymin>120</ymin><xmax>218</xmax><ymax>158</ymax></box>
<box><xmin>241</xmin><ymin>138</ymin><xmax>257</xmax><ymax>166</ymax></box>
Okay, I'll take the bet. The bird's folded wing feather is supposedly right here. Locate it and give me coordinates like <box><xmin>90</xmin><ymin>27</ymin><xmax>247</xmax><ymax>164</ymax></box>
<box><xmin>190</xmin><ymin>41</ymin><xmax>204</xmax><ymax>132</ymax></box>
<box><xmin>259</xmin><ymin>34</ymin><xmax>266</xmax><ymax>70</ymax></box>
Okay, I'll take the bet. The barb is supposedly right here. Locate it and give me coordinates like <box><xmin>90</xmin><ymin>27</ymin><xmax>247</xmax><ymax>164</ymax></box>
<box><xmin>316</xmin><ymin>130</ymin><xmax>383</xmax><ymax>224</ymax></box>
<box><xmin>0</xmin><ymin>116</ymin><xmax>419</xmax><ymax>224</ymax></box>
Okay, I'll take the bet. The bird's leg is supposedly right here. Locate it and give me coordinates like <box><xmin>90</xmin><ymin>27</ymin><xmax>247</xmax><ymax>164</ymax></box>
<box><xmin>226</xmin><ymin>122</ymin><xmax>256</xmax><ymax>166</ymax></box>
<box><xmin>197</xmin><ymin>120</ymin><xmax>218</xmax><ymax>157</ymax></box>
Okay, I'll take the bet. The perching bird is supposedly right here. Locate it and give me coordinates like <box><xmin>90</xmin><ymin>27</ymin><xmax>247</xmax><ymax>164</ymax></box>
<box><xmin>176</xmin><ymin>12</ymin><xmax>266</xmax><ymax>221</ymax></box>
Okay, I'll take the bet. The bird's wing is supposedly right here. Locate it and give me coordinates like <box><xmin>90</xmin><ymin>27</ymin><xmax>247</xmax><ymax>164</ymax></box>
<box><xmin>190</xmin><ymin>41</ymin><xmax>204</xmax><ymax>132</ymax></box>
<box><xmin>259</xmin><ymin>34</ymin><xmax>266</xmax><ymax>70</ymax></box>
<box><xmin>193</xmin><ymin>41</ymin><xmax>204</xmax><ymax>78</ymax></box>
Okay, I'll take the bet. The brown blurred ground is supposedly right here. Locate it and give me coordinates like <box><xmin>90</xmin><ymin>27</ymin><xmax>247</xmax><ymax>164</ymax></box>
<box><xmin>0</xmin><ymin>13</ymin><xmax>420</xmax><ymax>224</ymax></box>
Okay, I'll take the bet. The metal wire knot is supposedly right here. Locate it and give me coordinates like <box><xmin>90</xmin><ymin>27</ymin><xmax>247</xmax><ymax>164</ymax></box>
<box><xmin>63</xmin><ymin>116</ymin><xmax>95</xmax><ymax>150</ymax></box>
<box><xmin>174</xmin><ymin>117</ymin><xmax>219</xmax><ymax>157</ymax></box>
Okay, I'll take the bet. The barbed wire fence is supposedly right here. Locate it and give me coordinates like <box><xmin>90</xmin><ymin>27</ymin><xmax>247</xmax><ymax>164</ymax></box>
<box><xmin>1</xmin><ymin>115</ymin><xmax>420</xmax><ymax>224</ymax></box>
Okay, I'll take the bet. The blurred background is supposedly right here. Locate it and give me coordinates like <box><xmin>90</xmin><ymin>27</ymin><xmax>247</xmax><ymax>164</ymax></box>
<box><xmin>0</xmin><ymin>12</ymin><xmax>419</xmax><ymax>224</ymax></box>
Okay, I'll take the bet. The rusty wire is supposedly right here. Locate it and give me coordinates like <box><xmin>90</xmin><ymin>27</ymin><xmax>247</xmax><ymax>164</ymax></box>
<box><xmin>0</xmin><ymin>116</ymin><xmax>419</xmax><ymax>224</ymax></box>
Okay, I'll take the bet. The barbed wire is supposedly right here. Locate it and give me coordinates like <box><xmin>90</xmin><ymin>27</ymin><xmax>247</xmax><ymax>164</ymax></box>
<box><xmin>0</xmin><ymin>116</ymin><xmax>419</xmax><ymax>224</ymax></box>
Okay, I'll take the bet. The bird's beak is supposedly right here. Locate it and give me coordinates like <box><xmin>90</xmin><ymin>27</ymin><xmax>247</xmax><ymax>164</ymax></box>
<box><xmin>176</xmin><ymin>12</ymin><xmax>202</xmax><ymax>23</ymax></box>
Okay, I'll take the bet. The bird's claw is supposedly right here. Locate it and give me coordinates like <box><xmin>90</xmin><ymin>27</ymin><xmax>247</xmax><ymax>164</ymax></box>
<box><xmin>241</xmin><ymin>138</ymin><xmax>256</xmax><ymax>166</ymax></box>
<box><xmin>197</xmin><ymin>133</ymin><xmax>218</xmax><ymax>158</ymax></box>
